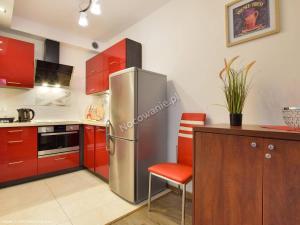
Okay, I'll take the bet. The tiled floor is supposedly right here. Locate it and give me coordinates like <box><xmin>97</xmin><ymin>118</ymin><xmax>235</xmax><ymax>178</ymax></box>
<box><xmin>0</xmin><ymin>170</ymin><xmax>141</xmax><ymax>225</ymax></box>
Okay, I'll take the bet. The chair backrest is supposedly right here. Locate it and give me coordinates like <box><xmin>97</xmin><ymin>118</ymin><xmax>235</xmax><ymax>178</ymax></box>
<box><xmin>177</xmin><ymin>113</ymin><xmax>206</xmax><ymax>167</ymax></box>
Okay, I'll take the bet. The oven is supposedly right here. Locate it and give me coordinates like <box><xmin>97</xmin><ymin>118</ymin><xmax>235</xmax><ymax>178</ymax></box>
<box><xmin>38</xmin><ymin>125</ymin><xmax>80</xmax><ymax>158</ymax></box>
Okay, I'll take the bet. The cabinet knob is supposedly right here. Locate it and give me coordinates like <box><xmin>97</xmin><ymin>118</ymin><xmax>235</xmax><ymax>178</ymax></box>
<box><xmin>268</xmin><ymin>144</ymin><xmax>275</xmax><ymax>151</ymax></box>
<box><xmin>265</xmin><ymin>153</ymin><xmax>272</xmax><ymax>159</ymax></box>
<box><xmin>250</xmin><ymin>142</ymin><xmax>257</xmax><ymax>148</ymax></box>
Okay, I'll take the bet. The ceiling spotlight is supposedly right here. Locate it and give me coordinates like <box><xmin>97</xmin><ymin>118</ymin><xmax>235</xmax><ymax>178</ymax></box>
<box><xmin>90</xmin><ymin>0</ymin><xmax>101</xmax><ymax>15</ymax></box>
<box><xmin>78</xmin><ymin>12</ymin><xmax>88</xmax><ymax>27</ymax></box>
<box><xmin>0</xmin><ymin>7</ymin><xmax>6</xmax><ymax>13</ymax></box>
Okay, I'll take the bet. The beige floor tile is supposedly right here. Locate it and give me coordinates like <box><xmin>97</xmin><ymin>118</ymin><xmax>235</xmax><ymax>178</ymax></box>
<box><xmin>0</xmin><ymin>170</ymin><xmax>146</xmax><ymax>225</ymax></box>
<box><xmin>45</xmin><ymin>171</ymin><xmax>105</xmax><ymax>198</ymax></box>
<box><xmin>57</xmin><ymin>221</ymin><xmax>73</xmax><ymax>225</ymax></box>
<box><xmin>0</xmin><ymin>199</ymin><xmax>69</xmax><ymax>225</ymax></box>
<box><xmin>0</xmin><ymin>180</ymin><xmax>54</xmax><ymax>217</ymax></box>
<box><xmin>70</xmin><ymin>206</ymin><xmax>114</xmax><ymax>225</ymax></box>
<box><xmin>56</xmin><ymin>184</ymin><xmax>110</xmax><ymax>218</ymax></box>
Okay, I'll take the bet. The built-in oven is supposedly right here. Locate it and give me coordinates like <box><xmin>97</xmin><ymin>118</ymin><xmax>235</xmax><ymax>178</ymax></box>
<box><xmin>38</xmin><ymin>125</ymin><xmax>80</xmax><ymax>158</ymax></box>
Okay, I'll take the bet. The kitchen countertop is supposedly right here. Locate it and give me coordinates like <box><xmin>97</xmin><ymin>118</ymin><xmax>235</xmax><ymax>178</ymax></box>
<box><xmin>0</xmin><ymin>120</ymin><xmax>106</xmax><ymax>128</ymax></box>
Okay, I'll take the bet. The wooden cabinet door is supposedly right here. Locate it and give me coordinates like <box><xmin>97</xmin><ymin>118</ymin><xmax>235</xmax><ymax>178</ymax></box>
<box><xmin>84</xmin><ymin>125</ymin><xmax>95</xmax><ymax>171</ymax></box>
<box><xmin>193</xmin><ymin>132</ymin><xmax>263</xmax><ymax>225</ymax></box>
<box><xmin>0</xmin><ymin>36</ymin><xmax>34</xmax><ymax>88</ymax></box>
<box><xmin>94</xmin><ymin>127</ymin><xmax>109</xmax><ymax>180</ymax></box>
<box><xmin>263</xmin><ymin>139</ymin><xmax>300</xmax><ymax>225</ymax></box>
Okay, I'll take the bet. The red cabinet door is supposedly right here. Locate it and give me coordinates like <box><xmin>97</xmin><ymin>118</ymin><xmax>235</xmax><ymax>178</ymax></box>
<box><xmin>0</xmin><ymin>127</ymin><xmax>37</xmax><ymax>183</ymax></box>
<box><xmin>95</xmin><ymin>126</ymin><xmax>109</xmax><ymax>180</ymax></box>
<box><xmin>84</xmin><ymin>125</ymin><xmax>95</xmax><ymax>171</ymax></box>
<box><xmin>38</xmin><ymin>152</ymin><xmax>79</xmax><ymax>175</ymax></box>
<box><xmin>105</xmin><ymin>39</ymin><xmax>126</xmax><ymax>75</ymax></box>
<box><xmin>0</xmin><ymin>36</ymin><xmax>34</xmax><ymax>88</ymax></box>
<box><xmin>86</xmin><ymin>72</ymin><xmax>103</xmax><ymax>94</ymax></box>
<box><xmin>86</xmin><ymin>54</ymin><xmax>108</xmax><ymax>94</ymax></box>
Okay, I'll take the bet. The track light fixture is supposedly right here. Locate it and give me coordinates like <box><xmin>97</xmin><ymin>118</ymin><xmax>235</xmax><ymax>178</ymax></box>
<box><xmin>78</xmin><ymin>0</ymin><xmax>101</xmax><ymax>27</ymax></box>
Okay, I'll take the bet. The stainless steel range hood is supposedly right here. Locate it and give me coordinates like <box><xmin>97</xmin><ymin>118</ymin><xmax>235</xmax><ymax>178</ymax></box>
<box><xmin>35</xmin><ymin>39</ymin><xmax>73</xmax><ymax>87</ymax></box>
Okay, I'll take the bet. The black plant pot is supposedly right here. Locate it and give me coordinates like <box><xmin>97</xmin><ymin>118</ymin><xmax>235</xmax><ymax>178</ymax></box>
<box><xmin>230</xmin><ymin>113</ymin><xmax>243</xmax><ymax>126</ymax></box>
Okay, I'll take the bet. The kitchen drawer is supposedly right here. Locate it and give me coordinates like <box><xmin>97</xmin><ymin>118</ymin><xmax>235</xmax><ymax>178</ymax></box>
<box><xmin>0</xmin><ymin>158</ymin><xmax>37</xmax><ymax>183</ymax></box>
<box><xmin>4</xmin><ymin>127</ymin><xmax>37</xmax><ymax>141</ymax></box>
<box><xmin>2</xmin><ymin>127</ymin><xmax>37</xmax><ymax>161</ymax></box>
<box><xmin>38</xmin><ymin>152</ymin><xmax>80</xmax><ymax>175</ymax></box>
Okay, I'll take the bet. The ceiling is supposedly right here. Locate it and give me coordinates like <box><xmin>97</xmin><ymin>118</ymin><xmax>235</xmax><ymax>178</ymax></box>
<box><xmin>13</xmin><ymin>0</ymin><xmax>171</xmax><ymax>42</ymax></box>
<box><xmin>0</xmin><ymin>0</ymin><xmax>14</xmax><ymax>27</ymax></box>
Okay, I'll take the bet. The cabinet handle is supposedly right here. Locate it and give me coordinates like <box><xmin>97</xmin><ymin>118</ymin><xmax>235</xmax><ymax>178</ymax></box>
<box><xmin>268</xmin><ymin>144</ymin><xmax>275</xmax><ymax>151</ymax></box>
<box><xmin>54</xmin><ymin>157</ymin><xmax>66</xmax><ymax>161</ymax></box>
<box><xmin>8</xmin><ymin>130</ymin><xmax>23</xmax><ymax>133</ymax></box>
<box><xmin>250</xmin><ymin>142</ymin><xmax>257</xmax><ymax>148</ymax></box>
<box><xmin>110</xmin><ymin>61</ymin><xmax>118</xmax><ymax>65</ymax></box>
<box><xmin>8</xmin><ymin>140</ymin><xmax>24</xmax><ymax>144</ymax></box>
<box><xmin>7</xmin><ymin>82</ymin><xmax>22</xmax><ymax>85</ymax></box>
<box><xmin>96</xmin><ymin>128</ymin><xmax>106</xmax><ymax>132</ymax></box>
<box><xmin>265</xmin><ymin>153</ymin><xmax>272</xmax><ymax>159</ymax></box>
<box><xmin>8</xmin><ymin>161</ymin><xmax>24</xmax><ymax>165</ymax></box>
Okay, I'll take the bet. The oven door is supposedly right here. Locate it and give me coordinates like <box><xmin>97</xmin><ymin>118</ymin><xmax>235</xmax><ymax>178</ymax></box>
<box><xmin>38</xmin><ymin>131</ymin><xmax>79</xmax><ymax>157</ymax></box>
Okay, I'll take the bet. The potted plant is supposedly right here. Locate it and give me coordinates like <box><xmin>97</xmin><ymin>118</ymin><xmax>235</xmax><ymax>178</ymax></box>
<box><xmin>219</xmin><ymin>56</ymin><xmax>255</xmax><ymax>126</ymax></box>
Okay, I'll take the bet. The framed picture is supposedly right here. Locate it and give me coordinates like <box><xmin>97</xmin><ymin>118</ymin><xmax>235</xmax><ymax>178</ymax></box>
<box><xmin>225</xmin><ymin>0</ymin><xmax>280</xmax><ymax>47</ymax></box>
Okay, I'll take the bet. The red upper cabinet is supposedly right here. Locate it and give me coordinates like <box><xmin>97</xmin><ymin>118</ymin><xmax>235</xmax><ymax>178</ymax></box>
<box><xmin>94</xmin><ymin>127</ymin><xmax>109</xmax><ymax>180</ymax></box>
<box><xmin>0</xmin><ymin>127</ymin><xmax>37</xmax><ymax>183</ymax></box>
<box><xmin>86</xmin><ymin>38</ymin><xmax>142</xmax><ymax>94</ymax></box>
<box><xmin>84</xmin><ymin>125</ymin><xmax>95</xmax><ymax>171</ymax></box>
<box><xmin>0</xmin><ymin>36</ymin><xmax>35</xmax><ymax>88</ymax></box>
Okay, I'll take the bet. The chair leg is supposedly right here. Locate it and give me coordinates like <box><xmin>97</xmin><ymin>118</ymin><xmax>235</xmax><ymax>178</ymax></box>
<box><xmin>181</xmin><ymin>184</ymin><xmax>186</xmax><ymax>225</ymax></box>
<box><xmin>148</xmin><ymin>173</ymin><xmax>152</xmax><ymax>212</ymax></box>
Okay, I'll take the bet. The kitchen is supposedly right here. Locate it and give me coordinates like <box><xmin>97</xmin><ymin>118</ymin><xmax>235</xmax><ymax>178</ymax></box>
<box><xmin>1</xmin><ymin>0</ymin><xmax>300</xmax><ymax>225</ymax></box>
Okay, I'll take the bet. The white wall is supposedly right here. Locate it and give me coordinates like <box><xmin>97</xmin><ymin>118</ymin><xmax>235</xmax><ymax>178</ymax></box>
<box><xmin>0</xmin><ymin>30</ymin><xmax>102</xmax><ymax>121</ymax></box>
<box><xmin>105</xmin><ymin>0</ymin><xmax>300</xmax><ymax>163</ymax></box>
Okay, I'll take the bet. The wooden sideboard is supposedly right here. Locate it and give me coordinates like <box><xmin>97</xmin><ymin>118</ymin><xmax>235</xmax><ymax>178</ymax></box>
<box><xmin>193</xmin><ymin>125</ymin><xmax>300</xmax><ymax>225</ymax></box>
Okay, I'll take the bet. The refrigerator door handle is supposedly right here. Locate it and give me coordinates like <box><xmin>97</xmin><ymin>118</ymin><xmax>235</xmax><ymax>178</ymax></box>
<box><xmin>105</xmin><ymin>120</ymin><xmax>111</xmax><ymax>152</ymax></box>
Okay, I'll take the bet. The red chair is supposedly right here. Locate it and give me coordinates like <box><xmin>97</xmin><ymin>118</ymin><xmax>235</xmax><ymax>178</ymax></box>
<box><xmin>148</xmin><ymin>113</ymin><xmax>206</xmax><ymax>225</ymax></box>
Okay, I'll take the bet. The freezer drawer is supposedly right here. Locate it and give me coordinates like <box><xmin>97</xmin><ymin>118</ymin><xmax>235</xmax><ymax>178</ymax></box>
<box><xmin>109</xmin><ymin>137</ymin><xmax>136</xmax><ymax>202</ymax></box>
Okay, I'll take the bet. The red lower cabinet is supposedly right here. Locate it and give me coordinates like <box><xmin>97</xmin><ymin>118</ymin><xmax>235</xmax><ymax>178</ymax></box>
<box><xmin>0</xmin><ymin>127</ymin><xmax>37</xmax><ymax>183</ymax></box>
<box><xmin>84</xmin><ymin>125</ymin><xmax>109</xmax><ymax>180</ymax></box>
<box><xmin>38</xmin><ymin>152</ymin><xmax>79</xmax><ymax>175</ymax></box>
<box><xmin>84</xmin><ymin>125</ymin><xmax>95</xmax><ymax>171</ymax></box>
<box><xmin>95</xmin><ymin>127</ymin><xmax>109</xmax><ymax>179</ymax></box>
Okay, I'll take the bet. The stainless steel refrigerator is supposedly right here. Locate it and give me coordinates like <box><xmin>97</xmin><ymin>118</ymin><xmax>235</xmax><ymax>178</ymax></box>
<box><xmin>107</xmin><ymin>67</ymin><xmax>167</xmax><ymax>204</ymax></box>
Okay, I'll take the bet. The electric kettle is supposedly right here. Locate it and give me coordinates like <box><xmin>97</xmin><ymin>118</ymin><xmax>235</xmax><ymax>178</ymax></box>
<box><xmin>17</xmin><ymin>108</ymin><xmax>35</xmax><ymax>122</ymax></box>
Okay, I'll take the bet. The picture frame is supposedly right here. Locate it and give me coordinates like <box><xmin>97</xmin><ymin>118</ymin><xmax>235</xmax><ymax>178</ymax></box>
<box><xmin>225</xmin><ymin>0</ymin><xmax>280</xmax><ymax>47</ymax></box>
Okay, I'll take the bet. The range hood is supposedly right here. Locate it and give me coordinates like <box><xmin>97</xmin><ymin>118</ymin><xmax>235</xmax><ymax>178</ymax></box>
<box><xmin>35</xmin><ymin>39</ymin><xmax>73</xmax><ymax>87</ymax></box>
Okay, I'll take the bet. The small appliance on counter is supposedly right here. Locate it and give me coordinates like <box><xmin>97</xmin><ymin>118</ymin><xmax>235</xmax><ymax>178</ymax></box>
<box><xmin>17</xmin><ymin>108</ymin><xmax>35</xmax><ymax>122</ymax></box>
<box><xmin>0</xmin><ymin>117</ymin><xmax>15</xmax><ymax>123</ymax></box>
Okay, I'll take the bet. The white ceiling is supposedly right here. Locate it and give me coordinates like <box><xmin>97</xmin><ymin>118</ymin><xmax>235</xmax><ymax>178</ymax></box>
<box><xmin>0</xmin><ymin>0</ymin><xmax>14</xmax><ymax>27</ymax></box>
<box><xmin>13</xmin><ymin>0</ymin><xmax>170</xmax><ymax>42</ymax></box>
